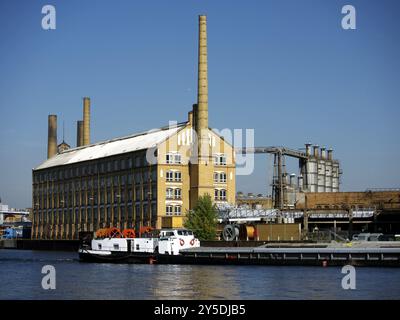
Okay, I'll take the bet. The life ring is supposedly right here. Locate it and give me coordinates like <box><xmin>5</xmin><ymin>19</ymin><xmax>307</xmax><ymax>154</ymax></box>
<box><xmin>179</xmin><ymin>238</ymin><xmax>185</xmax><ymax>246</ymax></box>
<box><xmin>190</xmin><ymin>239</ymin><xmax>195</xmax><ymax>246</ymax></box>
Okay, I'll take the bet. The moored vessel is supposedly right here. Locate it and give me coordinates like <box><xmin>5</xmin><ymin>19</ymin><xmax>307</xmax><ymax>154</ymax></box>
<box><xmin>78</xmin><ymin>227</ymin><xmax>200</xmax><ymax>263</ymax></box>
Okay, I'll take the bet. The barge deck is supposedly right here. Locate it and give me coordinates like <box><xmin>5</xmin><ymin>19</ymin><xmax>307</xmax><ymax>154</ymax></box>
<box><xmin>157</xmin><ymin>245</ymin><xmax>400</xmax><ymax>267</ymax></box>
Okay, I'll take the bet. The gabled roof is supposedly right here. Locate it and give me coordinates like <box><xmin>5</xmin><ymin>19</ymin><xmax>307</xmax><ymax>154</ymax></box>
<box><xmin>34</xmin><ymin>123</ymin><xmax>186</xmax><ymax>170</ymax></box>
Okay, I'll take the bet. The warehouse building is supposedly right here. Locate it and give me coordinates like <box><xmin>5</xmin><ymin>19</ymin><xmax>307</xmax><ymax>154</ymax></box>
<box><xmin>32</xmin><ymin>15</ymin><xmax>236</xmax><ymax>240</ymax></box>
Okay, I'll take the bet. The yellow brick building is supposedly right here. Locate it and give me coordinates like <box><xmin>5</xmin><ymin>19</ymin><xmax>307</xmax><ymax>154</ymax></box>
<box><xmin>31</xmin><ymin>15</ymin><xmax>236</xmax><ymax>240</ymax></box>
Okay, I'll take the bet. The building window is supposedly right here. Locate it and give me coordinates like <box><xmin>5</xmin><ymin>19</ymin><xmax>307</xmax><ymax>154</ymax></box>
<box><xmin>144</xmin><ymin>187</ymin><xmax>149</xmax><ymax>200</ymax></box>
<box><xmin>215</xmin><ymin>189</ymin><xmax>227</xmax><ymax>201</ymax></box>
<box><xmin>166</xmin><ymin>188</ymin><xmax>173</xmax><ymax>200</ymax></box>
<box><xmin>135</xmin><ymin>204</ymin><xmax>141</xmax><ymax>219</ymax></box>
<box><xmin>214</xmin><ymin>154</ymin><xmax>227</xmax><ymax>166</ymax></box>
<box><xmin>174</xmin><ymin>206</ymin><xmax>182</xmax><ymax>216</ymax></box>
<box><xmin>151</xmin><ymin>168</ymin><xmax>157</xmax><ymax>181</ymax></box>
<box><xmin>135</xmin><ymin>187</ymin><xmax>141</xmax><ymax>201</ymax></box>
<box><xmin>175</xmin><ymin>171</ymin><xmax>182</xmax><ymax>182</ymax></box>
<box><xmin>166</xmin><ymin>153</ymin><xmax>181</xmax><ymax>164</ymax></box>
<box><xmin>174</xmin><ymin>188</ymin><xmax>181</xmax><ymax>200</ymax></box>
<box><xmin>134</xmin><ymin>172</ymin><xmax>141</xmax><ymax>184</ymax></box>
<box><xmin>166</xmin><ymin>170</ymin><xmax>182</xmax><ymax>182</ymax></box>
<box><xmin>214</xmin><ymin>172</ymin><xmax>227</xmax><ymax>183</ymax></box>
<box><xmin>166</xmin><ymin>171</ymin><xmax>174</xmax><ymax>182</ymax></box>
<box><xmin>143</xmin><ymin>204</ymin><xmax>149</xmax><ymax>221</ymax></box>
<box><xmin>128</xmin><ymin>188</ymin><xmax>133</xmax><ymax>202</ymax></box>
<box><xmin>166</xmin><ymin>205</ymin><xmax>173</xmax><ymax>216</ymax></box>
<box><xmin>220</xmin><ymin>173</ymin><xmax>227</xmax><ymax>183</ymax></box>
<box><xmin>220</xmin><ymin>189</ymin><xmax>227</xmax><ymax>201</ymax></box>
<box><xmin>135</xmin><ymin>156</ymin><xmax>141</xmax><ymax>167</ymax></box>
<box><xmin>107</xmin><ymin>207</ymin><xmax>111</xmax><ymax>222</ymax></box>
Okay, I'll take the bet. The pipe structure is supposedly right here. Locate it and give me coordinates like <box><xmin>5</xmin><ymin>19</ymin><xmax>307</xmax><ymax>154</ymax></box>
<box><xmin>76</xmin><ymin>120</ymin><xmax>84</xmax><ymax>147</ymax></box>
<box><xmin>47</xmin><ymin>115</ymin><xmax>57</xmax><ymax>158</ymax></box>
<box><xmin>305</xmin><ymin>143</ymin><xmax>312</xmax><ymax>156</ymax></box>
<box><xmin>290</xmin><ymin>173</ymin><xmax>296</xmax><ymax>187</ymax></box>
<box><xmin>83</xmin><ymin>97</ymin><xmax>90</xmax><ymax>145</ymax></box>
<box><xmin>327</xmin><ymin>148</ymin><xmax>333</xmax><ymax>160</ymax></box>
<box><xmin>313</xmin><ymin>145</ymin><xmax>319</xmax><ymax>158</ymax></box>
<box><xmin>320</xmin><ymin>147</ymin><xmax>326</xmax><ymax>159</ymax></box>
<box><xmin>196</xmin><ymin>15</ymin><xmax>208</xmax><ymax>157</ymax></box>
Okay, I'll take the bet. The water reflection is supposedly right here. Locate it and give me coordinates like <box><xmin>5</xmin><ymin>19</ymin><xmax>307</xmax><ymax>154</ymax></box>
<box><xmin>152</xmin><ymin>265</ymin><xmax>241</xmax><ymax>299</ymax></box>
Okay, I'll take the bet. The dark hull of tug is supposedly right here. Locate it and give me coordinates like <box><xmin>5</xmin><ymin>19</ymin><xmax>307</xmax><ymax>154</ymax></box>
<box><xmin>79</xmin><ymin>250</ymin><xmax>156</xmax><ymax>264</ymax></box>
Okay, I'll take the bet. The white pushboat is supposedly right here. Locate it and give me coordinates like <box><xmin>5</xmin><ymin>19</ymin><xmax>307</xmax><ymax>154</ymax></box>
<box><xmin>78</xmin><ymin>228</ymin><xmax>200</xmax><ymax>264</ymax></box>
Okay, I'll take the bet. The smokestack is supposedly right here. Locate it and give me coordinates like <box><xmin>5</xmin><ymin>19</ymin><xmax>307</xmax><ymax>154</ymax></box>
<box><xmin>313</xmin><ymin>145</ymin><xmax>319</xmax><ymax>158</ymax></box>
<box><xmin>83</xmin><ymin>97</ymin><xmax>90</xmax><ymax>145</ymax></box>
<box><xmin>327</xmin><ymin>148</ymin><xmax>333</xmax><ymax>160</ymax></box>
<box><xmin>196</xmin><ymin>15</ymin><xmax>208</xmax><ymax>156</ymax></box>
<box><xmin>76</xmin><ymin>120</ymin><xmax>84</xmax><ymax>147</ymax></box>
<box><xmin>320</xmin><ymin>147</ymin><xmax>326</xmax><ymax>159</ymax></box>
<box><xmin>305</xmin><ymin>143</ymin><xmax>311</xmax><ymax>156</ymax></box>
<box><xmin>47</xmin><ymin>115</ymin><xmax>57</xmax><ymax>158</ymax></box>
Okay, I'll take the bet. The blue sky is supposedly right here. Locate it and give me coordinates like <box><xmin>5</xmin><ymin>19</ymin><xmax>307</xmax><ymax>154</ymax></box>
<box><xmin>0</xmin><ymin>0</ymin><xmax>399</xmax><ymax>208</ymax></box>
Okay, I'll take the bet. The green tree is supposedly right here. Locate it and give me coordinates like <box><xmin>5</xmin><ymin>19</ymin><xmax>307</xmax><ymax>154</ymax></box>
<box><xmin>184</xmin><ymin>194</ymin><xmax>218</xmax><ymax>240</ymax></box>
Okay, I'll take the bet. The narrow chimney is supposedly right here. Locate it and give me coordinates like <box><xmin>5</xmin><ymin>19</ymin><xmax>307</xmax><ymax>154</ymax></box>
<box><xmin>76</xmin><ymin>120</ymin><xmax>84</xmax><ymax>147</ymax></box>
<box><xmin>196</xmin><ymin>15</ymin><xmax>208</xmax><ymax>156</ymax></box>
<box><xmin>47</xmin><ymin>115</ymin><xmax>57</xmax><ymax>158</ymax></box>
<box><xmin>83</xmin><ymin>97</ymin><xmax>90</xmax><ymax>145</ymax></box>
<box><xmin>327</xmin><ymin>148</ymin><xmax>333</xmax><ymax>161</ymax></box>
<box><xmin>313</xmin><ymin>145</ymin><xmax>319</xmax><ymax>158</ymax></box>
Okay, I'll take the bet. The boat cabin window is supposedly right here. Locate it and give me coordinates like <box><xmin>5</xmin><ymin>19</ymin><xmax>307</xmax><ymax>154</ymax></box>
<box><xmin>113</xmin><ymin>244</ymin><xmax>119</xmax><ymax>250</ymax></box>
<box><xmin>177</xmin><ymin>230</ymin><xmax>193</xmax><ymax>236</ymax></box>
<box><xmin>98</xmin><ymin>244</ymin><xmax>102</xmax><ymax>250</ymax></box>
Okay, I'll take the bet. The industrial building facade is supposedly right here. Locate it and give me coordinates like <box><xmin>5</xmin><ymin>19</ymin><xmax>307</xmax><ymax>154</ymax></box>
<box><xmin>31</xmin><ymin>15</ymin><xmax>236</xmax><ymax>240</ymax></box>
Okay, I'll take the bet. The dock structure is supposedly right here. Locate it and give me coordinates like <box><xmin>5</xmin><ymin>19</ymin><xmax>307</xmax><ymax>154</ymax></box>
<box><xmin>158</xmin><ymin>244</ymin><xmax>400</xmax><ymax>267</ymax></box>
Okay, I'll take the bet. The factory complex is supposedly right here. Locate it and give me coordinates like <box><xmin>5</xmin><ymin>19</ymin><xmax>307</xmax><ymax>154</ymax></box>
<box><xmin>30</xmin><ymin>15</ymin><xmax>400</xmax><ymax>241</ymax></box>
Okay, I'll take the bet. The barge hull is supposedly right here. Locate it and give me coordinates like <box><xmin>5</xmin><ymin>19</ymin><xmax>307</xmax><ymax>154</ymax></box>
<box><xmin>157</xmin><ymin>247</ymin><xmax>400</xmax><ymax>267</ymax></box>
<box><xmin>79</xmin><ymin>250</ymin><xmax>155</xmax><ymax>264</ymax></box>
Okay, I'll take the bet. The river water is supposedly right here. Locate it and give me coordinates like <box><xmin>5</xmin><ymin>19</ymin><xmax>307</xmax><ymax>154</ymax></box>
<box><xmin>0</xmin><ymin>249</ymin><xmax>399</xmax><ymax>300</ymax></box>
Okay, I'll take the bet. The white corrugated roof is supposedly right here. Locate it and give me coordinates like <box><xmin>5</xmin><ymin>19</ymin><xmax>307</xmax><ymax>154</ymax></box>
<box><xmin>35</xmin><ymin>124</ymin><xmax>185</xmax><ymax>170</ymax></box>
